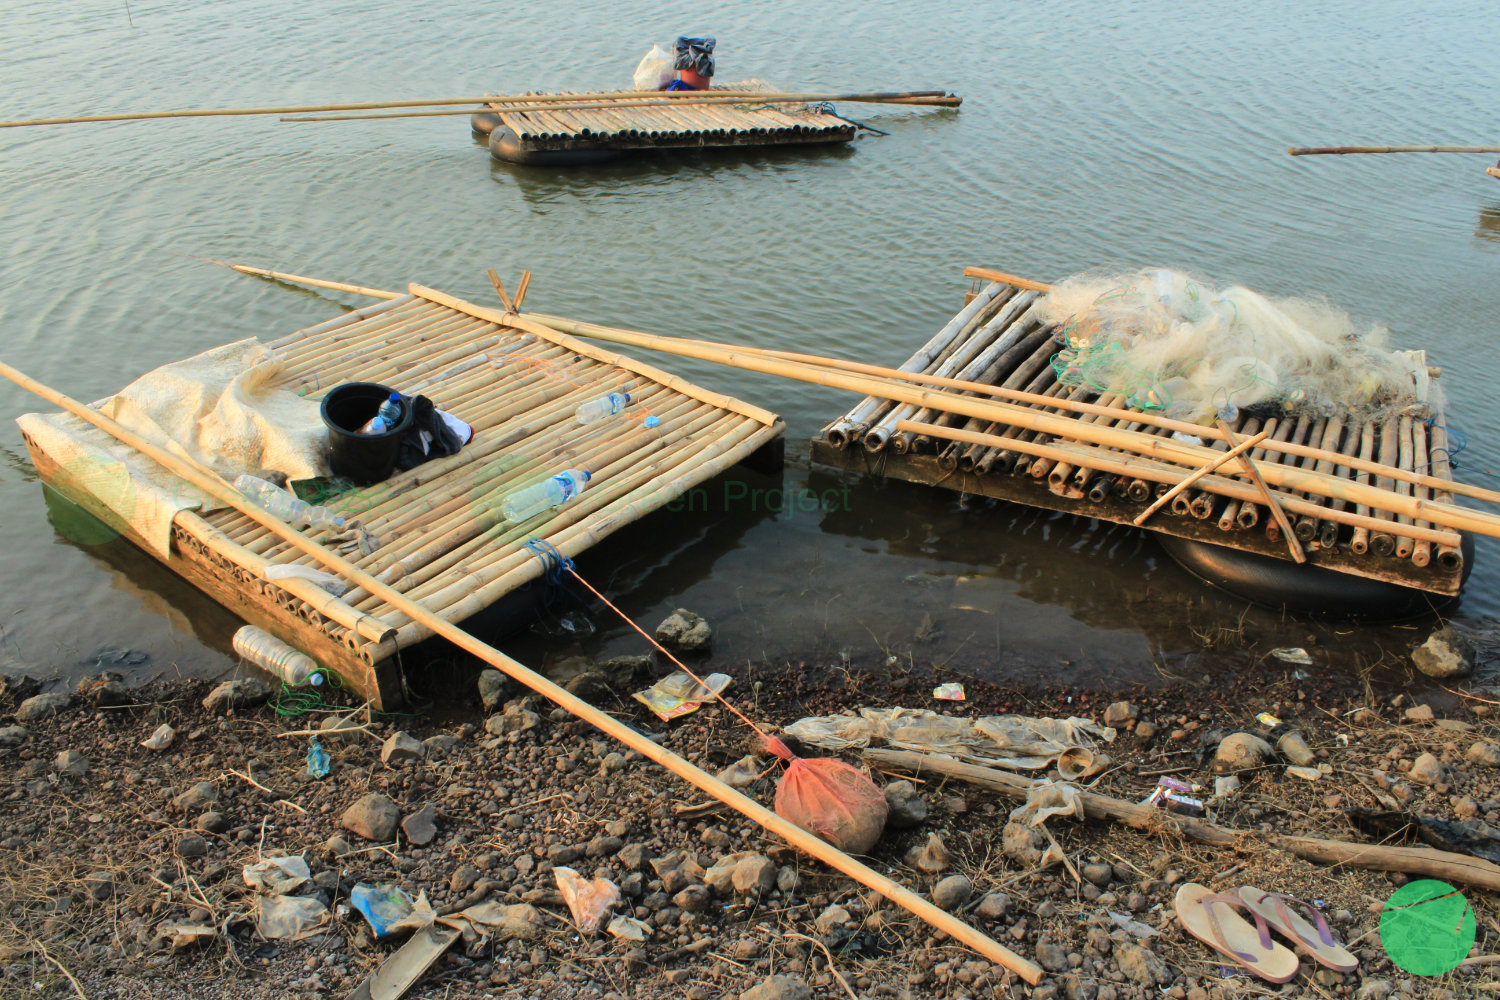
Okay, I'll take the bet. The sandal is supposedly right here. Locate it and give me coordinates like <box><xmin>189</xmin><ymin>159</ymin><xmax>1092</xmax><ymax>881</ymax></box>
<box><xmin>1174</xmin><ymin>882</ymin><xmax>1300</xmax><ymax>983</ymax></box>
<box><xmin>1237</xmin><ymin>887</ymin><xmax>1358</xmax><ymax>972</ymax></box>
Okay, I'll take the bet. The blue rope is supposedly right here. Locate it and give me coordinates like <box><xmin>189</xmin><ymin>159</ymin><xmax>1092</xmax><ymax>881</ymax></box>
<box><xmin>524</xmin><ymin>537</ymin><xmax>575</xmax><ymax>585</ymax></box>
<box><xmin>1424</xmin><ymin>418</ymin><xmax>1467</xmax><ymax>469</ymax></box>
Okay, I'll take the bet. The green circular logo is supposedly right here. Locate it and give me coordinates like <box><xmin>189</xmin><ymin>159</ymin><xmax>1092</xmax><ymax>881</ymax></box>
<box><xmin>1380</xmin><ymin>879</ymin><xmax>1474</xmax><ymax>976</ymax></box>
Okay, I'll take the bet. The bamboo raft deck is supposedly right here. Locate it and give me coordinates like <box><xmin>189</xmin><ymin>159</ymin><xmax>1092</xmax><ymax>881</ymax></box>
<box><xmin>477</xmin><ymin>90</ymin><xmax>856</xmax><ymax>162</ymax></box>
<box><xmin>19</xmin><ymin>285</ymin><xmax>784</xmax><ymax>708</ymax></box>
<box><xmin>811</xmin><ymin>276</ymin><xmax>1467</xmax><ymax>597</ymax></box>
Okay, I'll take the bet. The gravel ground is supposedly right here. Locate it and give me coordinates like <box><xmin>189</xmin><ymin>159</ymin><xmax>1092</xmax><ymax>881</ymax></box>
<box><xmin>0</xmin><ymin>638</ymin><xmax>1497</xmax><ymax>1000</ymax></box>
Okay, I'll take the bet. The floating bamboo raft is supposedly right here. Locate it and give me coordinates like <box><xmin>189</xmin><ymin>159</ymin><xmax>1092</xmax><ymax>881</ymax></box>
<box><xmin>19</xmin><ymin>285</ymin><xmax>784</xmax><ymax>708</ymax></box>
<box><xmin>811</xmin><ymin>274</ymin><xmax>1469</xmax><ymax>597</ymax></box>
<box><xmin>473</xmin><ymin>90</ymin><xmax>857</xmax><ymax>163</ymax></box>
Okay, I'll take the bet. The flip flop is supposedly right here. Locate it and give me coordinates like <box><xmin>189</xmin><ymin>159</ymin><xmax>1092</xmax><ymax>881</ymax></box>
<box><xmin>1237</xmin><ymin>887</ymin><xmax>1359</xmax><ymax>972</ymax></box>
<box><xmin>1174</xmin><ymin>882</ymin><xmax>1300</xmax><ymax>983</ymax></box>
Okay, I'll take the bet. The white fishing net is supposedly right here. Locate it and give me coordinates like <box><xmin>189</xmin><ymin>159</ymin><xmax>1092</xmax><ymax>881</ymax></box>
<box><xmin>1036</xmin><ymin>269</ymin><xmax>1434</xmax><ymax>423</ymax></box>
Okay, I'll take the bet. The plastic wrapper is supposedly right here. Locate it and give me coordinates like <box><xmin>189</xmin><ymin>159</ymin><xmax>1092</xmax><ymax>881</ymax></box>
<box><xmin>256</xmin><ymin>895</ymin><xmax>329</xmax><ymax>941</ymax></box>
<box><xmin>632</xmin><ymin>670</ymin><xmax>731</xmax><ymax>721</ymax></box>
<box><xmin>555</xmin><ymin>866</ymin><xmax>619</xmax><ymax>934</ymax></box>
<box><xmin>673</xmin><ymin>36</ymin><xmax>716</xmax><ymax>77</ymax></box>
<box><xmin>633</xmin><ymin>44</ymin><xmax>676</xmax><ymax>91</ymax></box>
<box><xmin>243</xmin><ymin>855</ymin><xmax>310</xmax><ymax>895</ymax></box>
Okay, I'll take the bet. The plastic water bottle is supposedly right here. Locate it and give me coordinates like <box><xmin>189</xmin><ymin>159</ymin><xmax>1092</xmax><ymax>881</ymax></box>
<box><xmin>234</xmin><ymin>474</ymin><xmax>347</xmax><ymax>531</ymax></box>
<box><xmin>575</xmin><ymin>391</ymin><xmax>631</xmax><ymax>425</ymax></box>
<box><xmin>500</xmin><ymin>470</ymin><xmax>591</xmax><ymax>522</ymax></box>
<box><xmin>232</xmin><ymin>625</ymin><xmax>324</xmax><ymax>686</ymax></box>
<box><xmin>359</xmin><ymin>393</ymin><xmax>404</xmax><ymax>435</ymax></box>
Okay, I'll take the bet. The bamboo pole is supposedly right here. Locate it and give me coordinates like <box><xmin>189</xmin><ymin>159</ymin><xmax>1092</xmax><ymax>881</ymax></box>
<box><xmin>1134</xmin><ymin>430</ymin><xmax>1268</xmax><ymax>526</ymax></box>
<box><xmin>1288</xmin><ymin>145</ymin><xmax>1500</xmax><ymax>156</ymax></box>
<box><xmin>0</xmin><ymin>358</ymin><xmax>1037</xmax><ymax>984</ymax></box>
<box><xmin>283</xmin><ymin>92</ymin><xmax>963</xmax><ymax>122</ymax></box>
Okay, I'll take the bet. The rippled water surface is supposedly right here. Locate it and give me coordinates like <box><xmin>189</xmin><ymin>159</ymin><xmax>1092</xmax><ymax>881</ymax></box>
<box><xmin>1</xmin><ymin>2</ymin><xmax>1497</xmax><ymax>689</ymax></box>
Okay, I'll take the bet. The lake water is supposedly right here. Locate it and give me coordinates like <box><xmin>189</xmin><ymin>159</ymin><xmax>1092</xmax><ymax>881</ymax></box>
<box><xmin>1</xmin><ymin>1</ymin><xmax>1497</xmax><ymax>692</ymax></box>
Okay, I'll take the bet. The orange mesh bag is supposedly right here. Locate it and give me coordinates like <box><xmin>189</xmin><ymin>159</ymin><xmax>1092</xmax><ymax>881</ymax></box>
<box><xmin>763</xmin><ymin>735</ymin><xmax>888</xmax><ymax>854</ymax></box>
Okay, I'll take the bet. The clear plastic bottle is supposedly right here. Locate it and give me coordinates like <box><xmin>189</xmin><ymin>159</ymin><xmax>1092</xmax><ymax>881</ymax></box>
<box><xmin>232</xmin><ymin>625</ymin><xmax>324</xmax><ymax>686</ymax></box>
<box><xmin>575</xmin><ymin>391</ymin><xmax>631</xmax><ymax>425</ymax></box>
<box><xmin>359</xmin><ymin>393</ymin><xmax>404</xmax><ymax>435</ymax></box>
<box><xmin>234</xmin><ymin>474</ymin><xmax>347</xmax><ymax>531</ymax></box>
<box><xmin>499</xmin><ymin>469</ymin><xmax>591</xmax><ymax>522</ymax></box>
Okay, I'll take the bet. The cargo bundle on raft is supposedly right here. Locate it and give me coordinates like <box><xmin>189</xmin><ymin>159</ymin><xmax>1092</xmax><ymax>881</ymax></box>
<box><xmin>16</xmin><ymin>279</ymin><xmax>784</xmax><ymax>709</ymax></box>
<box><xmin>810</xmin><ymin>268</ymin><xmax>1496</xmax><ymax>614</ymax></box>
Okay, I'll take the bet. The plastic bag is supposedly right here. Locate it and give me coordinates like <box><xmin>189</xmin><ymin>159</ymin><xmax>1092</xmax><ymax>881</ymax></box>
<box><xmin>674</xmin><ymin>36</ymin><xmax>716</xmax><ymax>77</ymax></box>
<box><xmin>633</xmin><ymin>44</ymin><xmax>676</xmax><ymax>91</ymax></box>
<box><xmin>764</xmin><ymin>735</ymin><xmax>887</xmax><ymax>854</ymax></box>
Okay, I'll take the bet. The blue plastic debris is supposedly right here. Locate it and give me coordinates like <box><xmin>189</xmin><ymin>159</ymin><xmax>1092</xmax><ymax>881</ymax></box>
<box><xmin>350</xmin><ymin>883</ymin><xmax>414</xmax><ymax>938</ymax></box>
<box><xmin>306</xmin><ymin>737</ymin><xmax>330</xmax><ymax>778</ymax></box>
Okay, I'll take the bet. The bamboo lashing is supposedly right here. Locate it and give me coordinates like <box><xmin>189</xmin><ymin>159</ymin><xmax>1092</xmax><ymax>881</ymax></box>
<box><xmin>1288</xmin><ymin>145</ymin><xmax>1500</xmax><ymax>156</ymax></box>
<box><xmin>0</xmin><ymin>357</ymin><xmax>1040</xmax><ymax>985</ymax></box>
<box><xmin>1133</xmin><ymin>430</ymin><xmax>1269</xmax><ymax>526</ymax></box>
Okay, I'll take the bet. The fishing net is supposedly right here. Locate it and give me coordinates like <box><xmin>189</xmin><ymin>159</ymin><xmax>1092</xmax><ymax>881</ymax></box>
<box><xmin>1036</xmin><ymin>269</ymin><xmax>1434</xmax><ymax>424</ymax></box>
<box><xmin>763</xmin><ymin>735</ymin><xmax>888</xmax><ymax>855</ymax></box>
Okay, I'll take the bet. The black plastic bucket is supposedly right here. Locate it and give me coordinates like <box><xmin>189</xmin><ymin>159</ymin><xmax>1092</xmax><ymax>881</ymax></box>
<box><xmin>320</xmin><ymin>382</ymin><xmax>414</xmax><ymax>486</ymax></box>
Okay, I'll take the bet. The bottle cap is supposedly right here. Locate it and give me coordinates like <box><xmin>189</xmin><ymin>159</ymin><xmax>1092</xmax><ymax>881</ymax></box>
<box><xmin>580</xmin><ymin>470</ymin><xmax>592</xmax><ymax>482</ymax></box>
<box><xmin>644</xmin><ymin>416</ymin><xmax>660</xmax><ymax>429</ymax></box>
<box><xmin>309</xmin><ymin>672</ymin><xmax>325</xmax><ymax>687</ymax></box>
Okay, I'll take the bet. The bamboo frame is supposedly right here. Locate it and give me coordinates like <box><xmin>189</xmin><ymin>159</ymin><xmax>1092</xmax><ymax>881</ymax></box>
<box><xmin>1134</xmin><ymin>430</ymin><xmax>1269</xmax><ymax>526</ymax></box>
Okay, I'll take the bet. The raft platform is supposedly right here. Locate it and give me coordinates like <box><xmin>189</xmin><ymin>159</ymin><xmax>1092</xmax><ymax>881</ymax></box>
<box><xmin>810</xmin><ymin>274</ymin><xmax>1469</xmax><ymax>605</ymax></box>
<box><xmin>471</xmin><ymin>91</ymin><xmax>857</xmax><ymax>166</ymax></box>
<box><xmin>20</xmin><ymin>285</ymin><xmax>784</xmax><ymax>708</ymax></box>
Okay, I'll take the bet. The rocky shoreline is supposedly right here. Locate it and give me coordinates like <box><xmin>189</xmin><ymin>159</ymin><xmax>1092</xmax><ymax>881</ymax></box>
<box><xmin>0</xmin><ymin>634</ymin><xmax>1497</xmax><ymax>1000</ymax></box>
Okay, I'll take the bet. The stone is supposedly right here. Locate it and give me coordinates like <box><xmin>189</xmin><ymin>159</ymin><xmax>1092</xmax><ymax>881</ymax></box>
<box><xmin>195</xmin><ymin>811</ymin><xmax>229</xmax><ymax>834</ymax></box>
<box><xmin>422</xmin><ymin>734</ymin><xmax>462</xmax><ymax>754</ymax></box>
<box><xmin>324</xmin><ymin>835</ymin><xmax>352</xmax><ymax>858</ymax></box>
<box><xmin>477</xmin><ymin>669</ymin><xmax>511</xmax><ymax>712</ymax></box>
<box><xmin>486</xmin><ymin>698</ymin><xmax>540</xmax><ymax>737</ymax></box>
<box><xmin>547</xmin><ymin>844</ymin><xmax>583</xmax><ymax>865</ymax></box>
<box><xmin>1135</xmin><ymin>721</ymin><xmax>1157</xmax><ymax>741</ymax></box>
<box><xmin>704</xmin><ymin>853</ymin><xmax>750</xmax><ymax>893</ymax></box>
<box><xmin>1117</xmin><ymin>944</ymin><xmax>1168</xmax><ymax>986</ymax></box>
<box><xmin>201</xmin><ymin>678</ymin><xmax>271</xmax><ymax>715</ymax></box>
<box><xmin>1466</xmin><ymin>742</ymin><xmax>1500</xmax><ymax>768</ymax></box>
<box><xmin>15</xmin><ymin>691</ymin><xmax>72</xmax><ymax>723</ymax></box>
<box><xmin>1082</xmin><ymin>863</ymin><xmax>1113</xmax><ymax>888</ymax></box>
<box><xmin>78</xmin><ymin>675</ymin><xmax>130</xmax><ymax>708</ymax></box>
<box><xmin>83</xmin><ymin>870</ymin><xmax>115</xmax><ymax>901</ymax></box>
<box><xmin>401</xmin><ymin>804</ymin><xmax>438</xmax><ymax>846</ymax></box>
<box><xmin>341</xmin><ymin>793</ymin><xmax>401</xmax><ymax>842</ymax></box>
<box><xmin>380</xmin><ymin>731</ymin><xmax>424</xmax><ymax>766</ymax></box>
<box><xmin>1035</xmin><ymin>938</ymin><xmax>1069</xmax><ymax>973</ymax></box>
<box><xmin>814</xmin><ymin>905</ymin><xmax>851</xmax><ymax>934</ymax></box>
<box><xmin>977</xmin><ymin>892</ymin><xmax>1011</xmax><ymax>919</ymax></box>
<box><xmin>599</xmin><ymin>752</ymin><xmax>626</xmax><ymax>776</ymax></box>
<box><xmin>175</xmin><ymin>834</ymin><xmax>208</xmax><ymax>858</ymax></box>
<box><xmin>0</xmin><ymin>675</ymin><xmax>41</xmax><ymax>703</ymax></box>
<box><xmin>0</xmin><ymin>725</ymin><xmax>28</xmax><ymax>747</ymax></box>
<box><xmin>617</xmin><ymin>843</ymin><xmax>652</xmax><ymax>871</ymax></box>
<box><xmin>741</xmin><ymin>975</ymin><xmax>812</xmax><ymax>1000</ymax></box>
<box><xmin>318</xmin><ymin>713</ymin><xmax>363</xmax><ymax>744</ymax></box>
<box><xmin>1409</xmin><ymin>752</ymin><xmax>1445</xmax><ymax>786</ymax></box>
<box><xmin>776</xmin><ymin>866</ymin><xmax>799</xmax><ymax>893</ymax></box>
<box><xmin>1213</xmin><ymin>733</ymin><xmax>1274</xmax><ymax>773</ymax></box>
<box><xmin>598</xmin><ymin>655</ymin><xmax>653</xmax><ymax>687</ymax></box>
<box><xmin>905</xmin><ymin>832</ymin><xmax>952</xmax><ymax>873</ymax></box>
<box><xmin>717</xmin><ymin>755</ymin><xmax>764</xmax><ymax>789</ymax></box>
<box><xmin>931</xmin><ymin>874</ymin><xmax>972</xmax><ymax>910</ymax></box>
<box><xmin>672</xmin><ymin>885</ymin><xmax>711</xmax><ymax>913</ymax></box>
<box><xmin>733</xmin><ymin>854</ymin><xmax>778</xmax><ymax>896</ymax></box>
<box><xmin>53</xmin><ymin>749</ymin><xmax>88</xmax><ymax>777</ymax></box>
<box><xmin>1002</xmin><ymin>821</ymin><xmax>1044</xmax><ymax>866</ymax></box>
<box><xmin>1355</xmin><ymin>981</ymin><xmax>1394</xmax><ymax>1000</ymax></box>
<box><xmin>654</xmin><ymin>609</ymin><xmax>712</xmax><ymax>653</ymax></box>
<box><xmin>1404</xmin><ymin>704</ymin><xmax>1435</xmax><ymax>724</ymax></box>
<box><xmin>1103</xmin><ymin>701</ymin><xmax>1137</xmax><ymax>727</ymax></box>
<box><xmin>586</xmin><ymin>835</ymin><xmax>624</xmax><ymax>858</ymax></box>
<box><xmin>884</xmin><ymin>780</ymin><xmax>928</xmax><ymax>829</ymax></box>
<box><xmin>173</xmin><ymin>781</ymin><xmax>218</xmax><ymax>812</ymax></box>
<box><xmin>1412</xmin><ymin>626</ymin><xmax>1475</xmax><ymax>679</ymax></box>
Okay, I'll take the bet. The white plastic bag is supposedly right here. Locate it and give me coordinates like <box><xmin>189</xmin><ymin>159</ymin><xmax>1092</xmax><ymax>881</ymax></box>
<box><xmin>633</xmin><ymin>44</ymin><xmax>675</xmax><ymax>91</ymax></box>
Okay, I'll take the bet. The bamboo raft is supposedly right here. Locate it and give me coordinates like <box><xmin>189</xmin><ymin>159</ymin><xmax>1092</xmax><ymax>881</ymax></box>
<box><xmin>18</xmin><ymin>284</ymin><xmax>784</xmax><ymax>708</ymax></box>
<box><xmin>471</xmin><ymin>90</ymin><xmax>858</xmax><ymax>164</ymax></box>
<box><xmin>811</xmin><ymin>272</ymin><xmax>1471</xmax><ymax>599</ymax></box>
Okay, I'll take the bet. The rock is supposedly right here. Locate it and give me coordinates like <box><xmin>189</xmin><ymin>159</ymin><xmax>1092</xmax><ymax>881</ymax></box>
<box><xmin>1117</xmin><ymin>944</ymin><xmax>1168</xmax><ymax>986</ymax></box>
<box><xmin>1135</xmin><ymin>721</ymin><xmax>1157</xmax><ymax>741</ymax></box>
<box><xmin>1002</xmin><ymin>822</ymin><xmax>1045</xmax><ymax>866</ymax></box>
<box><xmin>654</xmin><ymin>609</ymin><xmax>712</xmax><ymax>653</ymax></box>
<box><xmin>814</xmin><ymin>904</ymin><xmax>851</xmax><ymax>934</ymax></box>
<box><xmin>485</xmin><ymin>698</ymin><xmax>540</xmax><ymax>737</ymax></box>
<box><xmin>931</xmin><ymin>874</ymin><xmax>972</xmax><ymax>911</ymax></box>
<box><xmin>1103</xmin><ymin>701</ymin><xmax>1137</xmax><ymax>727</ymax></box>
<box><xmin>0</xmin><ymin>675</ymin><xmax>41</xmax><ymax>703</ymax></box>
<box><xmin>1412</xmin><ymin>626</ymin><xmax>1475</xmax><ymax>679</ymax></box>
<box><xmin>380</xmin><ymin>731</ymin><xmax>424</xmax><ymax>766</ymax></box>
<box><xmin>598</xmin><ymin>655</ymin><xmax>653</xmax><ymax>687</ymax></box>
<box><xmin>717</xmin><ymin>755</ymin><xmax>764</xmax><ymax>789</ymax></box>
<box><xmin>201</xmin><ymin>678</ymin><xmax>271</xmax><ymax>715</ymax></box>
<box><xmin>0</xmin><ymin>725</ymin><xmax>28</xmax><ymax>747</ymax></box>
<box><xmin>341</xmin><ymin>793</ymin><xmax>401</xmax><ymax>842</ymax></box>
<box><xmin>672</xmin><ymin>885</ymin><xmax>711</xmax><ymax>913</ymax></box>
<box><xmin>1081</xmin><ymin>863</ymin><xmax>1113</xmax><ymax>888</ymax></box>
<box><xmin>195</xmin><ymin>811</ymin><xmax>228</xmax><ymax>834</ymax></box>
<box><xmin>83</xmin><ymin>870</ymin><xmax>115</xmax><ymax>902</ymax></box>
<box><xmin>77</xmin><ymin>675</ymin><xmax>130</xmax><ymax>708</ymax></box>
<box><xmin>586</xmin><ymin>835</ymin><xmax>624</xmax><ymax>858</ymax></box>
<box><xmin>1035</xmin><ymin>938</ymin><xmax>1069</xmax><ymax>973</ymax></box>
<box><xmin>1466</xmin><ymin>741</ymin><xmax>1500</xmax><ymax>768</ymax></box>
<box><xmin>1213</xmin><ymin>733</ymin><xmax>1274</xmax><ymax>773</ymax></box>
<box><xmin>617</xmin><ymin>843</ymin><xmax>652</xmax><ymax>871</ymax></box>
<box><xmin>318</xmin><ymin>713</ymin><xmax>363</xmax><ymax>744</ymax></box>
<box><xmin>401</xmin><ymin>804</ymin><xmax>437</xmax><ymax>846</ymax></box>
<box><xmin>704</xmin><ymin>853</ymin><xmax>750</xmax><ymax>893</ymax></box>
<box><xmin>776</xmin><ymin>866</ymin><xmax>799</xmax><ymax>893</ymax></box>
<box><xmin>477</xmin><ymin>669</ymin><xmax>512</xmax><ymax>712</ymax></box>
<box><xmin>422</xmin><ymin>734</ymin><xmax>462</xmax><ymax>754</ymax></box>
<box><xmin>905</xmin><ymin>832</ymin><xmax>952</xmax><ymax>874</ymax></box>
<box><xmin>175</xmin><ymin>834</ymin><xmax>208</xmax><ymax>858</ymax></box>
<box><xmin>52</xmin><ymin>749</ymin><xmax>88</xmax><ymax>777</ymax></box>
<box><xmin>741</xmin><ymin>975</ymin><xmax>812</xmax><ymax>1000</ymax></box>
<box><xmin>732</xmin><ymin>854</ymin><xmax>778</xmax><ymax>896</ymax></box>
<box><xmin>599</xmin><ymin>752</ymin><xmax>626</xmax><ymax>777</ymax></box>
<box><xmin>173</xmin><ymin>781</ymin><xmax>218</xmax><ymax>812</ymax></box>
<box><xmin>1409</xmin><ymin>752</ymin><xmax>1446</xmax><ymax>786</ymax></box>
<box><xmin>1404</xmin><ymin>704</ymin><xmax>1435</xmax><ymax>724</ymax></box>
<box><xmin>547</xmin><ymin>843</ymin><xmax>583</xmax><ymax>865</ymax></box>
<box><xmin>884</xmin><ymin>780</ymin><xmax>929</xmax><ymax>829</ymax></box>
<box><xmin>16</xmin><ymin>691</ymin><xmax>72</xmax><ymax>723</ymax></box>
<box><xmin>977</xmin><ymin>892</ymin><xmax>1011</xmax><ymax>919</ymax></box>
<box><xmin>1356</xmin><ymin>981</ymin><xmax>1394</xmax><ymax>1000</ymax></box>
<box><xmin>324</xmin><ymin>835</ymin><xmax>352</xmax><ymax>858</ymax></box>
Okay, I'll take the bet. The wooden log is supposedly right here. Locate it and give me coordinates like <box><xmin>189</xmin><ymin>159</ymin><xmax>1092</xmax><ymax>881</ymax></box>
<box><xmin>1288</xmin><ymin>145</ymin><xmax>1500</xmax><ymax>156</ymax></box>
<box><xmin>865</xmin><ymin>749</ymin><xmax>1500</xmax><ymax>893</ymax></box>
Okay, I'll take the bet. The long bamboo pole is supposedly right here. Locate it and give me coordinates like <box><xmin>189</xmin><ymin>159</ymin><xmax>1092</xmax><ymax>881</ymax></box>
<box><xmin>1288</xmin><ymin>145</ymin><xmax>1500</xmax><ymax>156</ymax></box>
<box><xmin>283</xmin><ymin>92</ymin><xmax>961</xmax><ymax>122</ymax></box>
<box><xmin>0</xmin><ymin>90</ymin><xmax>958</xmax><ymax>129</ymax></box>
<box><xmin>1133</xmin><ymin>430</ymin><xmax>1268</xmax><ymax>526</ymax></box>
<box><xmin>0</xmin><ymin>357</ymin><xmax>1040</xmax><ymax>985</ymax></box>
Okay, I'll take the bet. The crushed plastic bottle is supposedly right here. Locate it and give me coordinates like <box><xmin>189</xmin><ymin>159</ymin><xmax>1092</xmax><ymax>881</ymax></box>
<box><xmin>358</xmin><ymin>393</ymin><xmax>404</xmax><ymax>435</ymax></box>
<box><xmin>575</xmin><ymin>391</ymin><xmax>631</xmax><ymax>425</ymax></box>
<box><xmin>500</xmin><ymin>469</ymin><xmax>591</xmax><ymax>523</ymax></box>
<box><xmin>232</xmin><ymin>625</ymin><xmax>325</xmax><ymax>687</ymax></box>
<box><xmin>234</xmin><ymin>474</ymin><xmax>347</xmax><ymax>531</ymax></box>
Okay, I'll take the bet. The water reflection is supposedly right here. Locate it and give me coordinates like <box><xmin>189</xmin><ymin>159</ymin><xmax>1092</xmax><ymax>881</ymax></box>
<box><xmin>1476</xmin><ymin>203</ymin><xmax>1500</xmax><ymax>244</ymax></box>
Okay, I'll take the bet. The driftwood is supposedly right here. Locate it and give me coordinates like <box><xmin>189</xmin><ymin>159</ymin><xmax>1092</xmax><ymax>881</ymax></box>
<box><xmin>865</xmin><ymin>748</ymin><xmax>1500</xmax><ymax>893</ymax></box>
